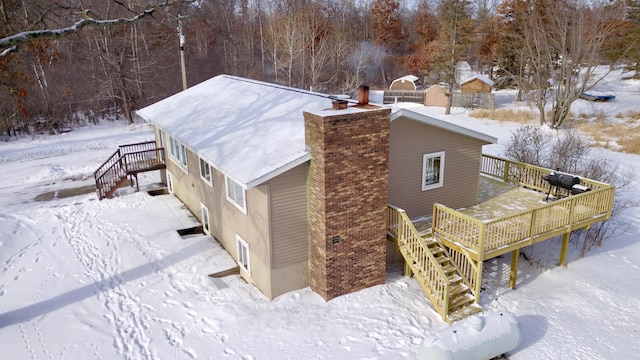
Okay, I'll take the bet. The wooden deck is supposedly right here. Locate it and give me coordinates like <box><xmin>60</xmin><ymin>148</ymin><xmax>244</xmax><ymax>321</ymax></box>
<box><xmin>94</xmin><ymin>141</ymin><xmax>166</xmax><ymax>200</ymax></box>
<box><xmin>431</xmin><ymin>155</ymin><xmax>615</xmax><ymax>262</ymax></box>
<box><xmin>387</xmin><ymin>154</ymin><xmax>615</xmax><ymax>323</ymax></box>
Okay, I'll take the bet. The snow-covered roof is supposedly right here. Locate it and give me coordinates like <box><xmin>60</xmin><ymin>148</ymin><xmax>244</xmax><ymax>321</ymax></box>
<box><xmin>136</xmin><ymin>75</ymin><xmax>334</xmax><ymax>188</ymax></box>
<box><xmin>461</xmin><ymin>74</ymin><xmax>494</xmax><ymax>87</ymax></box>
<box><xmin>390</xmin><ymin>108</ymin><xmax>497</xmax><ymax>144</ymax></box>
<box><xmin>136</xmin><ymin>75</ymin><xmax>496</xmax><ymax>188</ymax></box>
<box><xmin>393</xmin><ymin>75</ymin><xmax>420</xmax><ymax>83</ymax></box>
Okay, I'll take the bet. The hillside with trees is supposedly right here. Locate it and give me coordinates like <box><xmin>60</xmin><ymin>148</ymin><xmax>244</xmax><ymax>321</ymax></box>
<box><xmin>1</xmin><ymin>0</ymin><xmax>639</xmax><ymax>136</ymax></box>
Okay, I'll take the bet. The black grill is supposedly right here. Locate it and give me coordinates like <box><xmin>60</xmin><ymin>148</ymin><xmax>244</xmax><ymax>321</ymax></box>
<box><xmin>542</xmin><ymin>171</ymin><xmax>590</xmax><ymax>201</ymax></box>
<box><xmin>543</xmin><ymin>172</ymin><xmax>580</xmax><ymax>190</ymax></box>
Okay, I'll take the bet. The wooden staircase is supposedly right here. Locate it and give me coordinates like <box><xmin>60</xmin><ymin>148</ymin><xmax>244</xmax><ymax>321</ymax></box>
<box><xmin>94</xmin><ymin>141</ymin><xmax>165</xmax><ymax>200</ymax></box>
<box><xmin>424</xmin><ymin>237</ymin><xmax>482</xmax><ymax>322</ymax></box>
<box><xmin>388</xmin><ymin>205</ymin><xmax>482</xmax><ymax>323</ymax></box>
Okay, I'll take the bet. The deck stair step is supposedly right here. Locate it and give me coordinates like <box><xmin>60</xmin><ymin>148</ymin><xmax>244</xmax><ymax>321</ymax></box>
<box><xmin>447</xmin><ymin>304</ymin><xmax>483</xmax><ymax>323</ymax></box>
<box><xmin>449</xmin><ymin>283</ymin><xmax>468</xmax><ymax>297</ymax></box>
<box><xmin>449</xmin><ymin>292</ymin><xmax>474</xmax><ymax>310</ymax></box>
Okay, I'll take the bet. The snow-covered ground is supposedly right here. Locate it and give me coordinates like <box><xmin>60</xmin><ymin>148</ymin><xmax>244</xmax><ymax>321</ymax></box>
<box><xmin>1</xmin><ymin>68</ymin><xmax>639</xmax><ymax>359</ymax></box>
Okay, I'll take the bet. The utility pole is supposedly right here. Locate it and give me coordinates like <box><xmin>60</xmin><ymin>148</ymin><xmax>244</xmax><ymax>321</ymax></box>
<box><xmin>177</xmin><ymin>15</ymin><xmax>187</xmax><ymax>91</ymax></box>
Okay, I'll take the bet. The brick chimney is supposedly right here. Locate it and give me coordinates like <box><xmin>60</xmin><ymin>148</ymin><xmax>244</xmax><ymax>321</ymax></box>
<box><xmin>304</xmin><ymin>104</ymin><xmax>390</xmax><ymax>301</ymax></box>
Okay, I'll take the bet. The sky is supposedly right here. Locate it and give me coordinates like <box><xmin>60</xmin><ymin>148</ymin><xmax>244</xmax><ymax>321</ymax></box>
<box><xmin>0</xmin><ymin>68</ymin><xmax>639</xmax><ymax>360</ymax></box>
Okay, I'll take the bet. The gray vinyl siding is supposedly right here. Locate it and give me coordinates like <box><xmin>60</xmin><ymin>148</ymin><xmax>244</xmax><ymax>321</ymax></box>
<box><xmin>389</xmin><ymin>117</ymin><xmax>488</xmax><ymax>219</ymax></box>
<box><xmin>267</xmin><ymin>163</ymin><xmax>309</xmax><ymax>269</ymax></box>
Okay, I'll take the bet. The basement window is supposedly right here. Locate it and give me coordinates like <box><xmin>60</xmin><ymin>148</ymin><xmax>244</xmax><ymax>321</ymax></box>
<box><xmin>168</xmin><ymin>135</ymin><xmax>188</xmax><ymax>172</ymax></box>
<box><xmin>225</xmin><ymin>176</ymin><xmax>246</xmax><ymax>214</ymax></box>
<box><xmin>236</xmin><ymin>234</ymin><xmax>250</xmax><ymax>273</ymax></box>
<box><xmin>200</xmin><ymin>202</ymin><xmax>210</xmax><ymax>234</ymax></box>
<box><xmin>199</xmin><ymin>157</ymin><xmax>212</xmax><ymax>186</ymax></box>
<box><xmin>166</xmin><ymin>171</ymin><xmax>174</xmax><ymax>194</ymax></box>
<box><xmin>422</xmin><ymin>151</ymin><xmax>445</xmax><ymax>191</ymax></box>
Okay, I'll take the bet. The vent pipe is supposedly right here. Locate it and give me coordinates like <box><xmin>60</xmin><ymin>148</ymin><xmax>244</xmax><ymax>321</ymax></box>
<box><xmin>358</xmin><ymin>85</ymin><xmax>369</xmax><ymax>105</ymax></box>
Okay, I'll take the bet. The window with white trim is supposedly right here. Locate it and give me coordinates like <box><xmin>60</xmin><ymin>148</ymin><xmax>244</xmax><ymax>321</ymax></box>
<box><xmin>199</xmin><ymin>157</ymin><xmax>212</xmax><ymax>186</ymax></box>
<box><xmin>157</xmin><ymin>128</ymin><xmax>165</xmax><ymax>160</ymax></box>
<box><xmin>166</xmin><ymin>171</ymin><xmax>174</xmax><ymax>194</ymax></box>
<box><xmin>422</xmin><ymin>151</ymin><xmax>445</xmax><ymax>191</ymax></box>
<box><xmin>200</xmin><ymin>203</ymin><xmax>210</xmax><ymax>234</ymax></box>
<box><xmin>225</xmin><ymin>176</ymin><xmax>246</xmax><ymax>213</ymax></box>
<box><xmin>236</xmin><ymin>234</ymin><xmax>250</xmax><ymax>273</ymax></box>
<box><xmin>168</xmin><ymin>135</ymin><xmax>188</xmax><ymax>171</ymax></box>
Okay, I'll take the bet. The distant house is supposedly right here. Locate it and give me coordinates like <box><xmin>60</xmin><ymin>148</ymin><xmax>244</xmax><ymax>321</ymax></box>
<box><xmin>134</xmin><ymin>75</ymin><xmax>495</xmax><ymax>301</ymax></box>
<box><xmin>390</xmin><ymin>75</ymin><xmax>422</xmax><ymax>90</ymax></box>
<box><xmin>460</xmin><ymin>74</ymin><xmax>494</xmax><ymax>94</ymax></box>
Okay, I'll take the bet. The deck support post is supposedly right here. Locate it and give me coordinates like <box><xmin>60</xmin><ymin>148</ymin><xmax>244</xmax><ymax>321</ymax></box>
<box><xmin>474</xmin><ymin>260</ymin><xmax>483</xmax><ymax>304</ymax></box>
<box><xmin>559</xmin><ymin>232</ymin><xmax>570</xmax><ymax>266</ymax></box>
<box><xmin>404</xmin><ymin>260</ymin><xmax>412</xmax><ymax>277</ymax></box>
<box><xmin>509</xmin><ymin>249</ymin><xmax>520</xmax><ymax>289</ymax></box>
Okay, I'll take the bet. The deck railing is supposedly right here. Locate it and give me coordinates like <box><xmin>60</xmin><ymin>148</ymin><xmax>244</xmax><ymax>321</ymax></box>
<box><xmin>481</xmin><ymin>154</ymin><xmax>612</xmax><ymax>193</ymax></box>
<box><xmin>387</xmin><ymin>205</ymin><xmax>450</xmax><ymax>320</ymax></box>
<box><xmin>432</xmin><ymin>155</ymin><xmax>616</xmax><ymax>260</ymax></box>
<box><xmin>94</xmin><ymin>141</ymin><xmax>165</xmax><ymax>200</ymax></box>
<box><xmin>119</xmin><ymin>141</ymin><xmax>158</xmax><ymax>156</ymax></box>
<box><xmin>121</xmin><ymin>148</ymin><xmax>165</xmax><ymax>174</ymax></box>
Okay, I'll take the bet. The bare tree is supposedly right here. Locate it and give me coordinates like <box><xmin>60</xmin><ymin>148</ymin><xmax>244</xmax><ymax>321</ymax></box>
<box><xmin>0</xmin><ymin>1</ymin><xmax>189</xmax><ymax>55</ymax></box>
<box><xmin>434</xmin><ymin>0</ymin><xmax>475</xmax><ymax>115</ymax></box>
<box><xmin>0</xmin><ymin>0</ymin><xmax>191</xmax><ymax>132</ymax></box>
<box><xmin>500</xmin><ymin>0</ymin><xmax>628</xmax><ymax>129</ymax></box>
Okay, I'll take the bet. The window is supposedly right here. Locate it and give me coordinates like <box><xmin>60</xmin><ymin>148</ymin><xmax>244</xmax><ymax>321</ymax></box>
<box><xmin>157</xmin><ymin>128</ymin><xmax>165</xmax><ymax>160</ymax></box>
<box><xmin>199</xmin><ymin>157</ymin><xmax>212</xmax><ymax>186</ymax></box>
<box><xmin>422</xmin><ymin>151</ymin><xmax>445</xmax><ymax>191</ymax></box>
<box><xmin>200</xmin><ymin>203</ymin><xmax>210</xmax><ymax>234</ymax></box>
<box><xmin>226</xmin><ymin>176</ymin><xmax>246</xmax><ymax>213</ymax></box>
<box><xmin>168</xmin><ymin>135</ymin><xmax>188</xmax><ymax>171</ymax></box>
<box><xmin>236</xmin><ymin>234</ymin><xmax>250</xmax><ymax>273</ymax></box>
<box><xmin>166</xmin><ymin>171</ymin><xmax>174</xmax><ymax>194</ymax></box>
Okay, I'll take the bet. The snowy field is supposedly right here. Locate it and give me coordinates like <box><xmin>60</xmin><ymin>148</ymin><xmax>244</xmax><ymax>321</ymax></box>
<box><xmin>1</xmin><ymin>68</ymin><xmax>640</xmax><ymax>359</ymax></box>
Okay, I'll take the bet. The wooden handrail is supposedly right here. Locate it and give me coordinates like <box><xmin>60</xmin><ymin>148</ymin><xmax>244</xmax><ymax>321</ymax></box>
<box><xmin>94</xmin><ymin>142</ymin><xmax>165</xmax><ymax>200</ymax></box>
<box><xmin>119</xmin><ymin>140</ymin><xmax>157</xmax><ymax>155</ymax></box>
<box><xmin>388</xmin><ymin>205</ymin><xmax>450</xmax><ymax>320</ymax></box>
<box><xmin>481</xmin><ymin>154</ymin><xmax>611</xmax><ymax>192</ymax></box>
<box><xmin>433</xmin><ymin>161</ymin><xmax>615</xmax><ymax>260</ymax></box>
<box><xmin>94</xmin><ymin>149</ymin><xmax>122</xmax><ymax>179</ymax></box>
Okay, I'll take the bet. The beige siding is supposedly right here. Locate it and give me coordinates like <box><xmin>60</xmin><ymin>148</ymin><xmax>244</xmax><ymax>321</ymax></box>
<box><xmin>264</xmin><ymin>163</ymin><xmax>309</xmax><ymax>298</ymax></box>
<box><xmin>389</xmin><ymin>117</ymin><xmax>487</xmax><ymax>219</ymax></box>
<box><xmin>160</xmin><ymin>129</ymin><xmax>274</xmax><ymax>297</ymax></box>
<box><xmin>461</xmin><ymin>79</ymin><xmax>491</xmax><ymax>93</ymax></box>
<box><xmin>267</xmin><ymin>164</ymin><xmax>308</xmax><ymax>268</ymax></box>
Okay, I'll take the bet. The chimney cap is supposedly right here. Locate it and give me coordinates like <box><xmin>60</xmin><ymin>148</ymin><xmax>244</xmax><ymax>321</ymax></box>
<box><xmin>331</xmin><ymin>99</ymin><xmax>348</xmax><ymax>110</ymax></box>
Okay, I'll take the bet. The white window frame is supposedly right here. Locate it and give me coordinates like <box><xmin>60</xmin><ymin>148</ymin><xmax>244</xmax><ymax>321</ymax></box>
<box><xmin>200</xmin><ymin>202</ymin><xmax>210</xmax><ymax>234</ymax></box>
<box><xmin>422</xmin><ymin>151</ymin><xmax>445</xmax><ymax>191</ymax></box>
<box><xmin>157</xmin><ymin>128</ymin><xmax>165</xmax><ymax>161</ymax></box>
<box><xmin>225</xmin><ymin>176</ymin><xmax>246</xmax><ymax>214</ymax></box>
<box><xmin>168</xmin><ymin>135</ymin><xmax>188</xmax><ymax>172</ymax></box>
<box><xmin>199</xmin><ymin>157</ymin><xmax>212</xmax><ymax>186</ymax></box>
<box><xmin>236</xmin><ymin>234</ymin><xmax>250</xmax><ymax>273</ymax></box>
<box><xmin>166</xmin><ymin>171</ymin><xmax>174</xmax><ymax>194</ymax></box>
